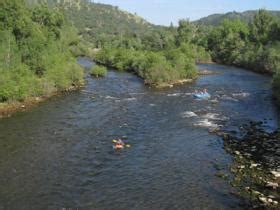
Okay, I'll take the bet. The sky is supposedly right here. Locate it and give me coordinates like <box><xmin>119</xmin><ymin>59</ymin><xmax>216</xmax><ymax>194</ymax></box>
<box><xmin>93</xmin><ymin>0</ymin><xmax>280</xmax><ymax>26</ymax></box>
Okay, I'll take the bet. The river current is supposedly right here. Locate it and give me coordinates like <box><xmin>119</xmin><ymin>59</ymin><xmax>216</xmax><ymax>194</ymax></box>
<box><xmin>0</xmin><ymin>57</ymin><xmax>278</xmax><ymax>209</ymax></box>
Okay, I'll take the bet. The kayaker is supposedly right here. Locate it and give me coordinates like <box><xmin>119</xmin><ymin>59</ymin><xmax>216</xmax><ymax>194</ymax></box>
<box><xmin>114</xmin><ymin>143</ymin><xmax>124</xmax><ymax>149</ymax></box>
<box><xmin>117</xmin><ymin>139</ymin><xmax>125</xmax><ymax>146</ymax></box>
<box><xmin>113</xmin><ymin>138</ymin><xmax>125</xmax><ymax>149</ymax></box>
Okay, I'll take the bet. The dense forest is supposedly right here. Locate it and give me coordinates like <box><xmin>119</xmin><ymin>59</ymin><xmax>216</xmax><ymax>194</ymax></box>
<box><xmin>0</xmin><ymin>0</ymin><xmax>83</xmax><ymax>102</ymax></box>
<box><xmin>1</xmin><ymin>0</ymin><xmax>280</xmax><ymax>105</ymax></box>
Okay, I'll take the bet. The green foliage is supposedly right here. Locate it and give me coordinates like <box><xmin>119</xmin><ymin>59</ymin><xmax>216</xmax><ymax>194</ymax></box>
<box><xmin>91</xmin><ymin>65</ymin><xmax>107</xmax><ymax>77</ymax></box>
<box><xmin>94</xmin><ymin>46</ymin><xmax>197</xmax><ymax>86</ymax></box>
<box><xmin>208</xmin><ymin>19</ymin><xmax>249</xmax><ymax>64</ymax></box>
<box><xmin>179</xmin><ymin>43</ymin><xmax>211</xmax><ymax>63</ymax></box>
<box><xmin>207</xmin><ymin>10</ymin><xmax>280</xmax><ymax>73</ymax></box>
<box><xmin>0</xmin><ymin>0</ymin><xmax>84</xmax><ymax>102</ymax></box>
<box><xmin>31</xmin><ymin>5</ymin><xmax>64</xmax><ymax>39</ymax></box>
<box><xmin>0</xmin><ymin>65</ymin><xmax>41</xmax><ymax>102</ymax></box>
<box><xmin>176</xmin><ymin>19</ymin><xmax>196</xmax><ymax>45</ymax></box>
<box><xmin>0</xmin><ymin>30</ymin><xmax>21</xmax><ymax>70</ymax></box>
<box><xmin>26</xmin><ymin>0</ymin><xmax>181</xmax><ymax>52</ymax></box>
<box><xmin>56</xmin><ymin>0</ymin><xmax>155</xmax><ymax>48</ymax></box>
<box><xmin>195</xmin><ymin>10</ymin><xmax>280</xmax><ymax>26</ymax></box>
<box><xmin>204</xmin><ymin>9</ymin><xmax>280</xmax><ymax>106</ymax></box>
<box><xmin>89</xmin><ymin>13</ymin><xmax>214</xmax><ymax>86</ymax></box>
<box><xmin>249</xmin><ymin>10</ymin><xmax>275</xmax><ymax>45</ymax></box>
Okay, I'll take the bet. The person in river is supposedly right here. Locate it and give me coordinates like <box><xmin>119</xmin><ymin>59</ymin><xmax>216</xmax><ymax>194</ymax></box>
<box><xmin>113</xmin><ymin>139</ymin><xmax>125</xmax><ymax>149</ymax></box>
<box><xmin>117</xmin><ymin>139</ymin><xmax>125</xmax><ymax>146</ymax></box>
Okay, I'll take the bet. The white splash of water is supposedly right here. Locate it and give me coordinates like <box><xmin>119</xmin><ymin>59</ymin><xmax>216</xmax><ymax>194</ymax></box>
<box><xmin>232</xmin><ymin>92</ymin><xmax>250</xmax><ymax>98</ymax></box>
<box><xmin>105</xmin><ymin>96</ymin><xmax>118</xmax><ymax>100</ymax></box>
<box><xmin>181</xmin><ymin>111</ymin><xmax>198</xmax><ymax>118</ymax></box>
<box><xmin>202</xmin><ymin>113</ymin><xmax>220</xmax><ymax>120</ymax></box>
<box><xmin>167</xmin><ymin>93</ymin><xmax>181</xmax><ymax>97</ymax></box>
<box><xmin>123</xmin><ymin>97</ymin><xmax>137</xmax><ymax>101</ymax></box>
<box><xmin>194</xmin><ymin>119</ymin><xmax>220</xmax><ymax>129</ymax></box>
<box><xmin>220</xmin><ymin>95</ymin><xmax>239</xmax><ymax>102</ymax></box>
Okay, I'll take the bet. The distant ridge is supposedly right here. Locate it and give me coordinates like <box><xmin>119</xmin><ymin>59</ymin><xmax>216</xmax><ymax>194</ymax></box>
<box><xmin>194</xmin><ymin>10</ymin><xmax>280</xmax><ymax>26</ymax></box>
<box><xmin>26</xmin><ymin>0</ymin><xmax>154</xmax><ymax>37</ymax></box>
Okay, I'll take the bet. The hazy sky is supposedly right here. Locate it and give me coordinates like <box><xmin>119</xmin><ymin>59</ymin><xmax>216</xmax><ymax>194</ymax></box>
<box><xmin>93</xmin><ymin>0</ymin><xmax>280</xmax><ymax>25</ymax></box>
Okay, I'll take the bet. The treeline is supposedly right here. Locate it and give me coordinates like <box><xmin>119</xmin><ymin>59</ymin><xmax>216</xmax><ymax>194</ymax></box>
<box><xmin>22</xmin><ymin>0</ymin><xmax>211</xmax><ymax>86</ymax></box>
<box><xmin>205</xmin><ymin>10</ymin><xmax>280</xmax><ymax>104</ymax></box>
<box><xmin>92</xmin><ymin>9</ymin><xmax>279</xmax><ymax>102</ymax></box>
<box><xmin>195</xmin><ymin>10</ymin><xmax>280</xmax><ymax>26</ymax></box>
<box><xmin>94</xmin><ymin>47</ymin><xmax>197</xmax><ymax>86</ymax></box>
<box><xmin>0</xmin><ymin>0</ymin><xmax>83</xmax><ymax>102</ymax></box>
<box><xmin>1</xmin><ymin>0</ymin><xmax>279</xmax><ymax>105</ymax></box>
<box><xmin>93</xmin><ymin>20</ymin><xmax>211</xmax><ymax>86</ymax></box>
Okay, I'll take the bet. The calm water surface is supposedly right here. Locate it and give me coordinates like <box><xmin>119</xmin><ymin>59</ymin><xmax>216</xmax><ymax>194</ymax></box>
<box><xmin>0</xmin><ymin>58</ymin><xmax>278</xmax><ymax>209</ymax></box>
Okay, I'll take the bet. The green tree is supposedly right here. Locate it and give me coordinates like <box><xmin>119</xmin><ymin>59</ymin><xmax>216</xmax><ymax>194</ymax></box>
<box><xmin>208</xmin><ymin>19</ymin><xmax>249</xmax><ymax>64</ymax></box>
<box><xmin>0</xmin><ymin>0</ymin><xmax>84</xmax><ymax>102</ymax></box>
<box><xmin>250</xmin><ymin>10</ymin><xmax>275</xmax><ymax>45</ymax></box>
<box><xmin>176</xmin><ymin>19</ymin><xmax>196</xmax><ymax>46</ymax></box>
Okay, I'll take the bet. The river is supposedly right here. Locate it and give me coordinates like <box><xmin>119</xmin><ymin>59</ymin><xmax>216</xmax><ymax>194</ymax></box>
<box><xmin>0</xmin><ymin>57</ymin><xmax>278</xmax><ymax>209</ymax></box>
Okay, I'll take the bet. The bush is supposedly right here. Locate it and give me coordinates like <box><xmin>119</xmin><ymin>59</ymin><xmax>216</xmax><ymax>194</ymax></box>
<box><xmin>0</xmin><ymin>1</ymin><xmax>85</xmax><ymax>103</ymax></box>
<box><xmin>91</xmin><ymin>65</ymin><xmax>107</xmax><ymax>77</ymax></box>
<box><xmin>0</xmin><ymin>65</ymin><xmax>42</xmax><ymax>102</ymax></box>
<box><xmin>94</xmin><ymin>47</ymin><xmax>198</xmax><ymax>85</ymax></box>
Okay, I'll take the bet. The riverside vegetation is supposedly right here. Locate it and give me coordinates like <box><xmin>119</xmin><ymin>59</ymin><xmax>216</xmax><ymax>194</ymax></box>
<box><xmin>1</xmin><ymin>0</ymin><xmax>279</xmax><ymax>105</ymax></box>
<box><xmin>0</xmin><ymin>0</ymin><xmax>83</xmax><ymax>106</ymax></box>
<box><xmin>206</xmin><ymin>10</ymin><xmax>280</xmax><ymax>105</ymax></box>
<box><xmin>91</xmin><ymin>65</ymin><xmax>107</xmax><ymax>78</ymax></box>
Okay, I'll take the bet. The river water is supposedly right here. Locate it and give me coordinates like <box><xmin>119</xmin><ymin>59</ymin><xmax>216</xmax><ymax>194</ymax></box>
<box><xmin>0</xmin><ymin>57</ymin><xmax>278</xmax><ymax>209</ymax></box>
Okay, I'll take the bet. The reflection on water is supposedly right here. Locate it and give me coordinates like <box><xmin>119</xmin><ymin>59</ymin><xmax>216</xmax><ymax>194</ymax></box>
<box><xmin>0</xmin><ymin>57</ymin><xmax>278</xmax><ymax>209</ymax></box>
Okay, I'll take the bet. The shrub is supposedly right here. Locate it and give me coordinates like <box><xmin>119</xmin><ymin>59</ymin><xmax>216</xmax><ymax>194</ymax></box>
<box><xmin>0</xmin><ymin>65</ymin><xmax>41</xmax><ymax>102</ymax></box>
<box><xmin>91</xmin><ymin>65</ymin><xmax>107</xmax><ymax>77</ymax></box>
<box><xmin>94</xmin><ymin>47</ymin><xmax>198</xmax><ymax>85</ymax></box>
<box><xmin>0</xmin><ymin>1</ymin><xmax>85</xmax><ymax>103</ymax></box>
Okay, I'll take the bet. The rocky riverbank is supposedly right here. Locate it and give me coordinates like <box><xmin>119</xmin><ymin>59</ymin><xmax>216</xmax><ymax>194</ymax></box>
<box><xmin>0</xmin><ymin>97</ymin><xmax>44</xmax><ymax>119</ymax></box>
<box><xmin>215</xmin><ymin>122</ymin><xmax>280</xmax><ymax>208</ymax></box>
<box><xmin>151</xmin><ymin>79</ymin><xmax>194</xmax><ymax>89</ymax></box>
<box><xmin>0</xmin><ymin>85</ymin><xmax>83</xmax><ymax>119</ymax></box>
<box><xmin>151</xmin><ymin>69</ymin><xmax>217</xmax><ymax>88</ymax></box>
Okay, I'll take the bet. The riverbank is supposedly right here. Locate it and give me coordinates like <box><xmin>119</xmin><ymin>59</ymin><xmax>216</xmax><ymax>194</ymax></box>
<box><xmin>0</xmin><ymin>85</ymin><xmax>83</xmax><ymax>119</ymax></box>
<box><xmin>0</xmin><ymin>60</ymin><xmax>218</xmax><ymax>118</ymax></box>
<box><xmin>214</xmin><ymin>122</ymin><xmax>280</xmax><ymax>208</ymax></box>
<box><xmin>149</xmin><ymin>79</ymin><xmax>194</xmax><ymax>89</ymax></box>
<box><xmin>0</xmin><ymin>97</ymin><xmax>45</xmax><ymax>119</ymax></box>
<box><xmin>151</xmin><ymin>67</ymin><xmax>219</xmax><ymax>88</ymax></box>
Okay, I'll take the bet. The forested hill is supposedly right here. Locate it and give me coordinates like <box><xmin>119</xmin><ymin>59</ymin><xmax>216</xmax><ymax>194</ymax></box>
<box><xmin>25</xmin><ymin>0</ymin><xmax>157</xmax><ymax>47</ymax></box>
<box><xmin>195</xmin><ymin>10</ymin><xmax>280</xmax><ymax>26</ymax></box>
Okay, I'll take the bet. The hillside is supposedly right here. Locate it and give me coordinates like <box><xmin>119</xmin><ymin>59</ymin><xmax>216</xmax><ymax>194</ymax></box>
<box><xmin>195</xmin><ymin>10</ymin><xmax>280</xmax><ymax>26</ymax></box>
<box><xmin>63</xmin><ymin>1</ymin><xmax>152</xmax><ymax>33</ymax></box>
<box><xmin>26</xmin><ymin>0</ymin><xmax>158</xmax><ymax>47</ymax></box>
